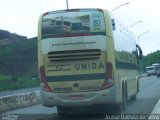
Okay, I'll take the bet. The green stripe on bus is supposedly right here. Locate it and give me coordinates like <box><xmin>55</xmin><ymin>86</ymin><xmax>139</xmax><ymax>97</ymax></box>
<box><xmin>46</xmin><ymin>73</ymin><xmax>106</xmax><ymax>82</ymax></box>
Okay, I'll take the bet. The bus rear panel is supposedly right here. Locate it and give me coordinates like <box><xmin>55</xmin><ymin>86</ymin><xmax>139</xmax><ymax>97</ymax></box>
<box><xmin>38</xmin><ymin>8</ymin><xmax>140</xmax><ymax>114</ymax></box>
<box><xmin>38</xmin><ymin>9</ymin><xmax>115</xmax><ymax>107</ymax></box>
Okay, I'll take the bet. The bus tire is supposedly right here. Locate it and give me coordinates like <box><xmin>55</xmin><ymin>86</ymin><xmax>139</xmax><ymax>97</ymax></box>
<box><xmin>57</xmin><ymin>106</ymin><xmax>67</xmax><ymax>116</ymax></box>
<box><xmin>115</xmin><ymin>84</ymin><xmax>127</xmax><ymax>113</ymax></box>
<box><xmin>137</xmin><ymin>79</ymin><xmax>139</xmax><ymax>92</ymax></box>
<box><xmin>122</xmin><ymin>85</ymin><xmax>127</xmax><ymax>110</ymax></box>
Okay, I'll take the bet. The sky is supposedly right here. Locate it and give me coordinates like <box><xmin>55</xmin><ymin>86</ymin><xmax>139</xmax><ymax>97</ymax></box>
<box><xmin>0</xmin><ymin>0</ymin><xmax>160</xmax><ymax>55</ymax></box>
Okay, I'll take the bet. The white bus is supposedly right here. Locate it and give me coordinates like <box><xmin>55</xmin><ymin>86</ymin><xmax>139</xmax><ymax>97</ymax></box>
<box><xmin>38</xmin><ymin>8</ymin><xmax>142</xmax><ymax>115</ymax></box>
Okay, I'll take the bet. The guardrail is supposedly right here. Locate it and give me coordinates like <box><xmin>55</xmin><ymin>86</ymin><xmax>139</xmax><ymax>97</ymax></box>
<box><xmin>0</xmin><ymin>91</ymin><xmax>41</xmax><ymax>113</ymax></box>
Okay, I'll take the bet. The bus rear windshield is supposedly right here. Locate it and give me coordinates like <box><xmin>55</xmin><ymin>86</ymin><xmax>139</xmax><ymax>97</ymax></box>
<box><xmin>42</xmin><ymin>9</ymin><xmax>106</xmax><ymax>38</ymax></box>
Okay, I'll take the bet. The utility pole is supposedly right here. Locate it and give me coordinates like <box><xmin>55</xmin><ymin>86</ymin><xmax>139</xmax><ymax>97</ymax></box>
<box><xmin>66</xmin><ymin>0</ymin><xmax>69</xmax><ymax>9</ymax></box>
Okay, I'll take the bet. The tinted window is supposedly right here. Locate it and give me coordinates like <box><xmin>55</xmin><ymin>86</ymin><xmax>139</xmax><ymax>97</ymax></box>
<box><xmin>42</xmin><ymin>10</ymin><xmax>106</xmax><ymax>38</ymax></box>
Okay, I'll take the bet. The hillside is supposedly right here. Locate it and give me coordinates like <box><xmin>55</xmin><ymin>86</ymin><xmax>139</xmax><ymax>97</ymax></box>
<box><xmin>0</xmin><ymin>29</ymin><xmax>27</xmax><ymax>45</ymax></box>
<box><xmin>0</xmin><ymin>37</ymin><xmax>38</xmax><ymax>77</ymax></box>
<box><xmin>0</xmin><ymin>29</ymin><xmax>38</xmax><ymax>91</ymax></box>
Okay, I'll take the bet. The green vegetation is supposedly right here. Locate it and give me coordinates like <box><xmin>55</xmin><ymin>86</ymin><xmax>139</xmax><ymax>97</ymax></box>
<box><xmin>0</xmin><ymin>37</ymin><xmax>39</xmax><ymax>91</ymax></box>
<box><xmin>141</xmin><ymin>50</ymin><xmax>160</xmax><ymax>72</ymax></box>
<box><xmin>0</xmin><ymin>75</ymin><xmax>39</xmax><ymax>91</ymax></box>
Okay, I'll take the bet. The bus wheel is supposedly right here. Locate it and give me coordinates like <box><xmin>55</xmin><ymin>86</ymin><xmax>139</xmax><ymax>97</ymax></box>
<box><xmin>122</xmin><ymin>86</ymin><xmax>127</xmax><ymax>110</ymax></box>
<box><xmin>115</xmin><ymin>86</ymin><xmax>127</xmax><ymax>113</ymax></box>
<box><xmin>57</xmin><ymin>106</ymin><xmax>67</xmax><ymax>116</ymax></box>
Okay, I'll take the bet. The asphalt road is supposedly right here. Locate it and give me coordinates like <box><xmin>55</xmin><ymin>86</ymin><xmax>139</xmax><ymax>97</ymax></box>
<box><xmin>2</xmin><ymin>76</ymin><xmax>160</xmax><ymax>120</ymax></box>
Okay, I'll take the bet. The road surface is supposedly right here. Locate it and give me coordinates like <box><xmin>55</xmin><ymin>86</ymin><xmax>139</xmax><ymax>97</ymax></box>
<box><xmin>1</xmin><ymin>76</ymin><xmax>160</xmax><ymax>120</ymax></box>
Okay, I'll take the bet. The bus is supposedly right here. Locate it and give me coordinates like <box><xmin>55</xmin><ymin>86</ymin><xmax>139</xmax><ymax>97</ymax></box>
<box><xmin>38</xmin><ymin>8</ymin><xmax>143</xmax><ymax>115</ymax></box>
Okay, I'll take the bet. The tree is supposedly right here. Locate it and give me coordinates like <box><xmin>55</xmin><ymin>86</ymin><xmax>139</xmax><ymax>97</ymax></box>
<box><xmin>141</xmin><ymin>50</ymin><xmax>160</xmax><ymax>72</ymax></box>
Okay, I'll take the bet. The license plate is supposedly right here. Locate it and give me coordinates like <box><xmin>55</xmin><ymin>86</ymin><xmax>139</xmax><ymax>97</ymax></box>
<box><xmin>70</xmin><ymin>95</ymin><xmax>83</xmax><ymax>100</ymax></box>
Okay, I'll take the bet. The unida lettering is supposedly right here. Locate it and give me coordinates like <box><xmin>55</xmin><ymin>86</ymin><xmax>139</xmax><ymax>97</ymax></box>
<box><xmin>75</xmin><ymin>62</ymin><xmax>104</xmax><ymax>70</ymax></box>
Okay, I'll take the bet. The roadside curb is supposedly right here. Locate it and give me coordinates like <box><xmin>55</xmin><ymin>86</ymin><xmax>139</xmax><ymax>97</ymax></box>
<box><xmin>0</xmin><ymin>91</ymin><xmax>41</xmax><ymax>113</ymax></box>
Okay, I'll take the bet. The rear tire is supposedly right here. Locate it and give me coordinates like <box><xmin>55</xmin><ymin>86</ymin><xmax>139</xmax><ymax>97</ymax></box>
<box><xmin>114</xmin><ymin>85</ymin><xmax>127</xmax><ymax>113</ymax></box>
<box><xmin>122</xmin><ymin>86</ymin><xmax>127</xmax><ymax>110</ymax></box>
<box><xmin>57</xmin><ymin>106</ymin><xmax>67</xmax><ymax>116</ymax></box>
<box><xmin>57</xmin><ymin>106</ymin><xmax>107</xmax><ymax>116</ymax></box>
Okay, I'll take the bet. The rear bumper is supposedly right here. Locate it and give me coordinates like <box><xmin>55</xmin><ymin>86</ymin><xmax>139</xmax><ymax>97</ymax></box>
<box><xmin>40</xmin><ymin>85</ymin><xmax>117</xmax><ymax>107</ymax></box>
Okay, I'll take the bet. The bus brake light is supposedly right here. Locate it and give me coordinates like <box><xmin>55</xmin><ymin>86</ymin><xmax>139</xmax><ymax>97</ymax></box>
<box><xmin>101</xmin><ymin>62</ymin><xmax>114</xmax><ymax>90</ymax></box>
<box><xmin>43</xmin><ymin>12</ymin><xmax>49</xmax><ymax>16</ymax></box>
<box><xmin>39</xmin><ymin>66</ymin><xmax>53</xmax><ymax>92</ymax></box>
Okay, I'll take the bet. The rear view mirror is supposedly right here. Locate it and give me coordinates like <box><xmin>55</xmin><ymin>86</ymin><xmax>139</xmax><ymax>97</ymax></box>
<box><xmin>136</xmin><ymin>44</ymin><xmax>143</xmax><ymax>59</ymax></box>
<box><xmin>111</xmin><ymin>19</ymin><xmax>116</xmax><ymax>31</ymax></box>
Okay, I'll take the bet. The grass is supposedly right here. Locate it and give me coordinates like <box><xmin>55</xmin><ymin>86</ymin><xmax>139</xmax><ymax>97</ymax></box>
<box><xmin>0</xmin><ymin>38</ymin><xmax>38</xmax><ymax>76</ymax></box>
<box><xmin>0</xmin><ymin>38</ymin><xmax>39</xmax><ymax>92</ymax></box>
<box><xmin>0</xmin><ymin>75</ymin><xmax>39</xmax><ymax>92</ymax></box>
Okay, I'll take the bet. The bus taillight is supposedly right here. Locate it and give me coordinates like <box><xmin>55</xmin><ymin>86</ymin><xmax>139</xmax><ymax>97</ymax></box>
<box><xmin>43</xmin><ymin>12</ymin><xmax>49</xmax><ymax>16</ymax></box>
<box><xmin>101</xmin><ymin>62</ymin><xmax>114</xmax><ymax>90</ymax></box>
<box><xmin>39</xmin><ymin>66</ymin><xmax>53</xmax><ymax>92</ymax></box>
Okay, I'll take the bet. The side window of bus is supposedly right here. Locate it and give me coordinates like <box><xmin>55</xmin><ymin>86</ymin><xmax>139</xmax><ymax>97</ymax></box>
<box><xmin>112</xmin><ymin>19</ymin><xmax>116</xmax><ymax>31</ymax></box>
